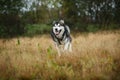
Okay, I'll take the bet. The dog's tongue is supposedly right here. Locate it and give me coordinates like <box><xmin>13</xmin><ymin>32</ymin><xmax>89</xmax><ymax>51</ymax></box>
<box><xmin>56</xmin><ymin>32</ymin><xmax>59</xmax><ymax>35</ymax></box>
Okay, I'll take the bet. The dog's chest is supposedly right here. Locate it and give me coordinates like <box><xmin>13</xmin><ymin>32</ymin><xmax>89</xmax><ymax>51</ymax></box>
<box><xmin>56</xmin><ymin>34</ymin><xmax>63</xmax><ymax>39</ymax></box>
<box><xmin>58</xmin><ymin>38</ymin><xmax>68</xmax><ymax>45</ymax></box>
<box><xmin>59</xmin><ymin>40</ymin><xmax>65</xmax><ymax>45</ymax></box>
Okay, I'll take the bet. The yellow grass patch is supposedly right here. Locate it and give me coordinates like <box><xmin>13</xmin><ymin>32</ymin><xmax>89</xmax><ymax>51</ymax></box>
<box><xmin>0</xmin><ymin>31</ymin><xmax>120</xmax><ymax>80</ymax></box>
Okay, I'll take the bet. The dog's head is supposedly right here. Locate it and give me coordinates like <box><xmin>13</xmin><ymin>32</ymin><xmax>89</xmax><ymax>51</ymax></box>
<box><xmin>52</xmin><ymin>20</ymin><xmax>65</xmax><ymax>38</ymax></box>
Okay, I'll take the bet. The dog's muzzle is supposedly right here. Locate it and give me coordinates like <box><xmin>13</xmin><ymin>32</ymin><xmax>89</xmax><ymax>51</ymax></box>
<box><xmin>55</xmin><ymin>29</ymin><xmax>62</xmax><ymax>35</ymax></box>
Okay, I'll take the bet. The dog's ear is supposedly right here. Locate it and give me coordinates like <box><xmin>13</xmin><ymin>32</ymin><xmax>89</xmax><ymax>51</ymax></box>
<box><xmin>59</xmin><ymin>20</ymin><xmax>64</xmax><ymax>24</ymax></box>
<box><xmin>59</xmin><ymin>20</ymin><xmax>65</xmax><ymax>26</ymax></box>
<box><xmin>52</xmin><ymin>21</ymin><xmax>56</xmax><ymax>25</ymax></box>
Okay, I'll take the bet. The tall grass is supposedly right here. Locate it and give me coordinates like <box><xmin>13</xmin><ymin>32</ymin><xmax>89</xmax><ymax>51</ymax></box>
<box><xmin>0</xmin><ymin>31</ymin><xmax>120</xmax><ymax>80</ymax></box>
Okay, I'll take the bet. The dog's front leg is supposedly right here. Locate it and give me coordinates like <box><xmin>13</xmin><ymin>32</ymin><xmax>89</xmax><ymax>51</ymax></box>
<box><xmin>55</xmin><ymin>43</ymin><xmax>61</xmax><ymax>56</ymax></box>
<box><xmin>64</xmin><ymin>42</ymin><xmax>69</xmax><ymax>51</ymax></box>
<box><xmin>64</xmin><ymin>42</ymin><xmax>72</xmax><ymax>52</ymax></box>
<box><xmin>68</xmin><ymin>43</ymin><xmax>72</xmax><ymax>52</ymax></box>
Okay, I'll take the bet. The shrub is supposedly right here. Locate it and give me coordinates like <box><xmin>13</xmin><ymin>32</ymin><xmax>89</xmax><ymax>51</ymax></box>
<box><xmin>0</xmin><ymin>24</ymin><xmax>24</xmax><ymax>38</ymax></box>
<box><xmin>86</xmin><ymin>24</ymin><xmax>99</xmax><ymax>32</ymax></box>
<box><xmin>0</xmin><ymin>25</ymin><xmax>6</xmax><ymax>37</ymax></box>
<box><xmin>74</xmin><ymin>23</ymin><xmax>87</xmax><ymax>32</ymax></box>
<box><xmin>24</xmin><ymin>24</ymin><xmax>51</xmax><ymax>36</ymax></box>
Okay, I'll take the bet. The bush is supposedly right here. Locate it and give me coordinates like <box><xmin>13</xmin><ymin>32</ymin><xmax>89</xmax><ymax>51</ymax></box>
<box><xmin>86</xmin><ymin>24</ymin><xmax>99</xmax><ymax>32</ymax></box>
<box><xmin>0</xmin><ymin>25</ymin><xmax>6</xmax><ymax>37</ymax></box>
<box><xmin>74</xmin><ymin>23</ymin><xmax>87</xmax><ymax>31</ymax></box>
<box><xmin>24</xmin><ymin>24</ymin><xmax>51</xmax><ymax>36</ymax></box>
<box><xmin>0</xmin><ymin>25</ymin><xmax>24</xmax><ymax>38</ymax></box>
<box><xmin>108</xmin><ymin>24</ymin><xmax>120</xmax><ymax>30</ymax></box>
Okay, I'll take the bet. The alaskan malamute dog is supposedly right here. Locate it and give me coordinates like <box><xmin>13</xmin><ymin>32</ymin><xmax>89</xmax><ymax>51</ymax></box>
<box><xmin>51</xmin><ymin>20</ymin><xmax>72</xmax><ymax>56</ymax></box>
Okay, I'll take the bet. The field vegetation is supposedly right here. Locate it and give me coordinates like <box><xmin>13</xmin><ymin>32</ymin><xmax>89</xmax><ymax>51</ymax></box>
<box><xmin>0</xmin><ymin>31</ymin><xmax>120</xmax><ymax>80</ymax></box>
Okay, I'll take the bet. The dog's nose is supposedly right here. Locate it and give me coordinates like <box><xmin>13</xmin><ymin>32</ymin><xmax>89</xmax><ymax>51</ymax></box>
<box><xmin>55</xmin><ymin>28</ymin><xmax>58</xmax><ymax>32</ymax></box>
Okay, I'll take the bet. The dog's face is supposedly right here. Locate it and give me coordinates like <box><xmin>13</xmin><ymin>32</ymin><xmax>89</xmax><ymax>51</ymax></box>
<box><xmin>52</xmin><ymin>22</ymin><xmax>65</xmax><ymax>38</ymax></box>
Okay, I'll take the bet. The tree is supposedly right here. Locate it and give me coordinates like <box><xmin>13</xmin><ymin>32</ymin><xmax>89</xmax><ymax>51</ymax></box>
<box><xmin>61</xmin><ymin>0</ymin><xmax>78</xmax><ymax>23</ymax></box>
<box><xmin>0</xmin><ymin>0</ymin><xmax>25</xmax><ymax>37</ymax></box>
<box><xmin>60</xmin><ymin>0</ymin><xmax>119</xmax><ymax>30</ymax></box>
<box><xmin>0</xmin><ymin>0</ymin><xmax>24</xmax><ymax>15</ymax></box>
<box><xmin>114</xmin><ymin>0</ymin><xmax>120</xmax><ymax>23</ymax></box>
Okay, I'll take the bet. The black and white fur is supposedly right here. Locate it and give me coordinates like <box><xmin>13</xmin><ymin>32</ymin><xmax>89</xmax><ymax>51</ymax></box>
<box><xmin>51</xmin><ymin>20</ymin><xmax>72</xmax><ymax>56</ymax></box>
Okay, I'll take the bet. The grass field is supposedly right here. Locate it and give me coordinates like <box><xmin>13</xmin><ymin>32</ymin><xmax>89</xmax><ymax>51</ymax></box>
<box><xmin>0</xmin><ymin>31</ymin><xmax>120</xmax><ymax>80</ymax></box>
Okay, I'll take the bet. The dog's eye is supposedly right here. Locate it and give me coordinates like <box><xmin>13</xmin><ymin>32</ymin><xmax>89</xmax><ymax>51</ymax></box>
<box><xmin>59</xmin><ymin>29</ymin><xmax>62</xmax><ymax>32</ymax></box>
<box><xmin>58</xmin><ymin>25</ymin><xmax>62</xmax><ymax>27</ymax></box>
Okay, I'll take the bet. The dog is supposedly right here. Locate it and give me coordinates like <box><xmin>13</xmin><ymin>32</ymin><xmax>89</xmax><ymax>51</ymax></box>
<box><xmin>51</xmin><ymin>20</ymin><xmax>72</xmax><ymax>56</ymax></box>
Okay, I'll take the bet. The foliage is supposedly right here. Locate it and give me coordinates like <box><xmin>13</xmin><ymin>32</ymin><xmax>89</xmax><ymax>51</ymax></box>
<box><xmin>0</xmin><ymin>0</ymin><xmax>120</xmax><ymax>37</ymax></box>
<box><xmin>61</xmin><ymin>0</ymin><xmax>120</xmax><ymax>28</ymax></box>
<box><xmin>0</xmin><ymin>0</ymin><xmax>24</xmax><ymax>14</ymax></box>
<box><xmin>86</xmin><ymin>24</ymin><xmax>99</xmax><ymax>32</ymax></box>
<box><xmin>0</xmin><ymin>24</ymin><xmax>24</xmax><ymax>38</ymax></box>
<box><xmin>24</xmin><ymin>24</ymin><xmax>51</xmax><ymax>36</ymax></box>
<box><xmin>0</xmin><ymin>0</ymin><xmax>25</xmax><ymax>37</ymax></box>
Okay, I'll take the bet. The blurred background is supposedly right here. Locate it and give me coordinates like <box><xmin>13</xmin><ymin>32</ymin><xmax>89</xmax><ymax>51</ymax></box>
<box><xmin>0</xmin><ymin>1</ymin><xmax>120</xmax><ymax>79</ymax></box>
<box><xmin>0</xmin><ymin>0</ymin><xmax>120</xmax><ymax>37</ymax></box>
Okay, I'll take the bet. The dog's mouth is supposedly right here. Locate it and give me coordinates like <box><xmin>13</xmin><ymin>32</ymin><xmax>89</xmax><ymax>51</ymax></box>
<box><xmin>55</xmin><ymin>29</ymin><xmax>62</xmax><ymax>35</ymax></box>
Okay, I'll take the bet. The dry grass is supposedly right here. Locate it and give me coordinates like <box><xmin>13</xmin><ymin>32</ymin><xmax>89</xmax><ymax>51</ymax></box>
<box><xmin>0</xmin><ymin>31</ymin><xmax>120</xmax><ymax>80</ymax></box>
